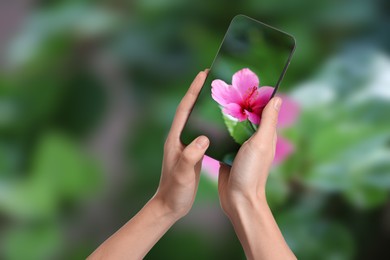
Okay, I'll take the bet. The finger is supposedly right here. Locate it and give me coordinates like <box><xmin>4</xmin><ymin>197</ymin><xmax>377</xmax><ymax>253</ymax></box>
<box><xmin>168</xmin><ymin>70</ymin><xmax>209</xmax><ymax>141</ymax></box>
<box><xmin>177</xmin><ymin>135</ymin><xmax>210</xmax><ymax>170</ymax></box>
<box><xmin>251</xmin><ymin>96</ymin><xmax>282</xmax><ymax>145</ymax></box>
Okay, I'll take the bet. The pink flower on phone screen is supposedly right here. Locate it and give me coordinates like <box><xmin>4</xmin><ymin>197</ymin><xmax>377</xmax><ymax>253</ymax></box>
<box><xmin>211</xmin><ymin>68</ymin><xmax>274</xmax><ymax>124</ymax></box>
<box><xmin>202</xmin><ymin>93</ymin><xmax>300</xmax><ymax>179</ymax></box>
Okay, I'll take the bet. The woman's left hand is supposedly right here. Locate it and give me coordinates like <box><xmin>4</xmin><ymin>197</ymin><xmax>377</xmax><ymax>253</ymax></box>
<box><xmin>153</xmin><ymin>69</ymin><xmax>210</xmax><ymax>219</ymax></box>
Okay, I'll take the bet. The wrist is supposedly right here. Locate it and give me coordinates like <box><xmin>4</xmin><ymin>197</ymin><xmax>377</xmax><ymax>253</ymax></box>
<box><xmin>148</xmin><ymin>196</ymin><xmax>181</xmax><ymax>223</ymax></box>
<box><xmin>224</xmin><ymin>192</ymin><xmax>296</xmax><ymax>260</ymax></box>
<box><xmin>225</xmin><ymin>191</ymin><xmax>268</xmax><ymax>221</ymax></box>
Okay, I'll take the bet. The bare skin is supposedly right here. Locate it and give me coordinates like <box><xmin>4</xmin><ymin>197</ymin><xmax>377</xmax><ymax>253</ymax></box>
<box><xmin>218</xmin><ymin>96</ymin><xmax>296</xmax><ymax>260</ymax></box>
<box><xmin>88</xmin><ymin>69</ymin><xmax>296</xmax><ymax>260</ymax></box>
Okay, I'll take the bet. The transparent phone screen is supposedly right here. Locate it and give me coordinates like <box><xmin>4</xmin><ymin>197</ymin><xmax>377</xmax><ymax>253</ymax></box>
<box><xmin>181</xmin><ymin>15</ymin><xmax>296</xmax><ymax>165</ymax></box>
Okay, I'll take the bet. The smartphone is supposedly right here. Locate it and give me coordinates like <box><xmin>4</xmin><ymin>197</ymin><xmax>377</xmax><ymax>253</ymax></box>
<box><xmin>180</xmin><ymin>15</ymin><xmax>296</xmax><ymax>166</ymax></box>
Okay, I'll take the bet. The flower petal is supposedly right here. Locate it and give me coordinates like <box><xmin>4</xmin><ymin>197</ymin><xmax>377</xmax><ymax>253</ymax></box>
<box><xmin>251</xmin><ymin>86</ymin><xmax>274</xmax><ymax>110</ymax></box>
<box><xmin>278</xmin><ymin>94</ymin><xmax>300</xmax><ymax>128</ymax></box>
<box><xmin>247</xmin><ymin>111</ymin><xmax>261</xmax><ymax>125</ymax></box>
<box><xmin>232</xmin><ymin>68</ymin><xmax>259</xmax><ymax>95</ymax></box>
<box><xmin>201</xmin><ymin>155</ymin><xmax>220</xmax><ymax>180</ymax></box>
<box><xmin>248</xmin><ymin>86</ymin><xmax>274</xmax><ymax>125</ymax></box>
<box><xmin>273</xmin><ymin>136</ymin><xmax>294</xmax><ymax>165</ymax></box>
<box><xmin>211</xmin><ymin>79</ymin><xmax>241</xmax><ymax>106</ymax></box>
<box><xmin>222</xmin><ymin>103</ymin><xmax>247</xmax><ymax>121</ymax></box>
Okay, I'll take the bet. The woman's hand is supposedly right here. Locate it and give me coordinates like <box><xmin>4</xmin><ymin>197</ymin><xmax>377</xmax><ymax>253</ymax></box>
<box><xmin>88</xmin><ymin>70</ymin><xmax>210</xmax><ymax>260</ymax></box>
<box><xmin>218</xmin><ymin>96</ymin><xmax>281</xmax><ymax>215</ymax></box>
<box><xmin>217</xmin><ymin>97</ymin><xmax>296</xmax><ymax>260</ymax></box>
<box><xmin>152</xmin><ymin>69</ymin><xmax>210</xmax><ymax>219</ymax></box>
<box><xmin>88</xmin><ymin>72</ymin><xmax>295</xmax><ymax>260</ymax></box>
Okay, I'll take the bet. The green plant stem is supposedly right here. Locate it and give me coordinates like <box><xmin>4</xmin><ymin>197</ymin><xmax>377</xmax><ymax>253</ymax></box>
<box><xmin>248</xmin><ymin>121</ymin><xmax>257</xmax><ymax>133</ymax></box>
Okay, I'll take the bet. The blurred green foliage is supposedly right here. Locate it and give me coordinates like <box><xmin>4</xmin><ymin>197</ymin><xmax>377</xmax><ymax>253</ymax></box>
<box><xmin>0</xmin><ymin>0</ymin><xmax>389</xmax><ymax>259</ymax></box>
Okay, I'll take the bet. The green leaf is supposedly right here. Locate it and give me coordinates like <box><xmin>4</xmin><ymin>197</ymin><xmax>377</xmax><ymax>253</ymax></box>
<box><xmin>0</xmin><ymin>132</ymin><xmax>103</xmax><ymax>219</ymax></box>
<box><xmin>2</xmin><ymin>223</ymin><xmax>62</xmax><ymax>260</ymax></box>
<box><xmin>266</xmin><ymin>169</ymin><xmax>289</xmax><ymax>208</ymax></box>
<box><xmin>344</xmin><ymin>185</ymin><xmax>388</xmax><ymax>209</ymax></box>
<box><xmin>278</xmin><ymin>207</ymin><xmax>355</xmax><ymax>260</ymax></box>
<box><xmin>31</xmin><ymin>132</ymin><xmax>102</xmax><ymax>200</ymax></box>
<box><xmin>222</xmin><ymin>113</ymin><xmax>254</xmax><ymax>145</ymax></box>
<box><xmin>306</xmin><ymin>133</ymin><xmax>390</xmax><ymax>209</ymax></box>
<box><xmin>0</xmin><ymin>181</ymin><xmax>57</xmax><ymax>219</ymax></box>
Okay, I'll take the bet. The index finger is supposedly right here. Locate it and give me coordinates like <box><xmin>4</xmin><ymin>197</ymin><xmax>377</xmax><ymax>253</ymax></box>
<box><xmin>167</xmin><ymin>69</ymin><xmax>209</xmax><ymax>142</ymax></box>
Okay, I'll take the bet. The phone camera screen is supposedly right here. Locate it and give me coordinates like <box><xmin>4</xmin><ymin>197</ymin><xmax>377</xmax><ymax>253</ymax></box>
<box><xmin>181</xmin><ymin>15</ymin><xmax>296</xmax><ymax>165</ymax></box>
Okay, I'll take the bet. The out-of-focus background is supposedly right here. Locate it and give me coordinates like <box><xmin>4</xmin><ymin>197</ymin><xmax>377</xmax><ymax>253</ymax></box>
<box><xmin>0</xmin><ymin>0</ymin><xmax>389</xmax><ymax>259</ymax></box>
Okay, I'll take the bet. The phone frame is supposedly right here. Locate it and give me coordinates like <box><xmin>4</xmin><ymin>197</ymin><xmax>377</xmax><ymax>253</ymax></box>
<box><xmin>180</xmin><ymin>14</ymin><xmax>296</xmax><ymax>158</ymax></box>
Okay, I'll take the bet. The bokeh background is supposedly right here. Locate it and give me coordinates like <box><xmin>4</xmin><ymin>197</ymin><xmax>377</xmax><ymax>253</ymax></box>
<box><xmin>0</xmin><ymin>0</ymin><xmax>389</xmax><ymax>259</ymax></box>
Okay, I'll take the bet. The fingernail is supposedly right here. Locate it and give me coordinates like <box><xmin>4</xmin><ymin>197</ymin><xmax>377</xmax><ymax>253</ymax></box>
<box><xmin>273</xmin><ymin>97</ymin><xmax>282</xmax><ymax>111</ymax></box>
<box><xmin>196</xmin><ymin>136</ymin><xmax>209</xmax><ymax>148</ymax></box>
<box><xmin>204</xmin><ymin>68</ymin><xmax>210</xmax><ymax>73</ymax></box>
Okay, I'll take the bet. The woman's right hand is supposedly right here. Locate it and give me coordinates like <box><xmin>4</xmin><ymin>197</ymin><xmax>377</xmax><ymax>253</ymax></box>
<box><xmin>217</xmin><ymin>97</ymin><xmax>296</xmax><ymax>260</ymax></box>
<box><xmin>218</xmin><ymin>96</ymin><xmax>282</xmax><ymax>218</ymax></box>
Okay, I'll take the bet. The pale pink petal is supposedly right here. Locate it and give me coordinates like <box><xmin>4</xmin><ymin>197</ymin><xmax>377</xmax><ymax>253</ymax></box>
<box><xmin>201</xmin><ymin>155</ymin><xmax>220</xmax><ymax>180</ymax></box>
<box><xmin>273</xmin><ymin>136</ymin><xmax>294</xmax><ymax>165</ymax></box>
<box><xmin>277</xmin><ymin>94</ymin><xmax>300</xmax><ymax>128</ymax></box>
<box><xmin>211</xmin><ymin>79</ymin><xmax>229</xmax><ymax>106</ymax></box>
<box><xmin>247</xmin><ymin>111</ymin><xmax>261</xmax><ymax>125</ymax></box>
<box><xmin>251</xmin><ymin>86</ymin><xmax>274</xmax><ymax>110</ymax></box>
<box><xmin>232</xmin><ymin>68</ymin><xmax>259</xmax><ymax>95</ymax></box>
<box><xmin>222</xmin><ymin>103</ymin><xmax>247</xmax><ymax>121</ymax></box>
<box><xmin>247</xmin><ymin>86</ymin><xmax>274</xmax><ymax>125</ymax></box>
<box><xmin>211</xmin><ymin>79</ymin><xmax>241</xmax><ymax>106</ymax></box>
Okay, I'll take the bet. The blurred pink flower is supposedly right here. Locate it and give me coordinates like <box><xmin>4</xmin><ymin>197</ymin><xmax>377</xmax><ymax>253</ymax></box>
<box><xmin>201</xmin><ymin>155</ymin><xmax>221</xmax><ymax>180</ymax></box>
<box><xmin>202</xmin><ymin>94</ymin><xmax>300</xmax><ymax>180</ymax></box>
<box><xmin>211</xmin><ymin>68</ymin><xmax>274</xmax><ymax>125</ymax></box>
<box><xmin>273</xmin><ymin>95</ymin><xmax>299</xmax><ymax>164</ymax></box>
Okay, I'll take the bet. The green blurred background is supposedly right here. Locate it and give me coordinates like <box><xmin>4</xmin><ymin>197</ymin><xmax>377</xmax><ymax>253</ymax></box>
<box><xmin>0</xmin><ymin>0</ymin><xmax>389</xmax><ymax>259</ymax></box>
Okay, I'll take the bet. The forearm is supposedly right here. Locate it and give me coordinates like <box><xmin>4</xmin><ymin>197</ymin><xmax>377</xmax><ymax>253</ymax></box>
<box><xmin>88</xmin><ymin>197</ymin><xmax>178</xmax><ymax>260</ymax></box>
<box><xmin>228</xmin><ymin>195</ymin><xmax>296</xmax><ymax>260</ymax></box>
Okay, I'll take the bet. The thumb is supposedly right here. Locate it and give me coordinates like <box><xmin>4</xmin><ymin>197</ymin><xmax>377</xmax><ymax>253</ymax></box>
<box><xmin>252</xmin><ymin>97</ymin><xmax>282</xmax><ymax>144</ymax></box>
<box><xmin>178</xmin><ymin>135</ymin><xmax>210</xmax><ymax>168</ymax></box>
